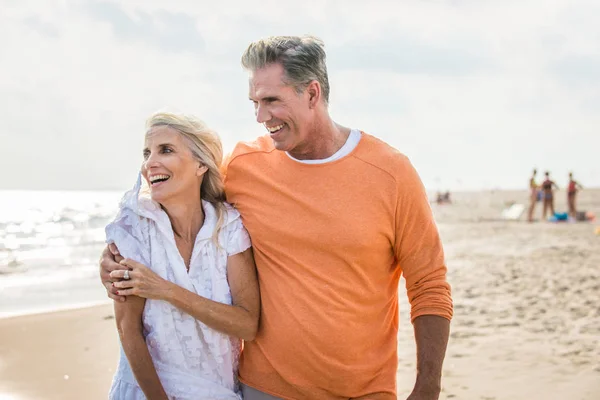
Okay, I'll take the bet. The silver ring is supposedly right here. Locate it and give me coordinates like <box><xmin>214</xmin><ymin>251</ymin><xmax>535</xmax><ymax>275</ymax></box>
<box><xmin>123</xmin><ymin>270</ymin><xmax>130</xmax><ymax>280</ymax></box>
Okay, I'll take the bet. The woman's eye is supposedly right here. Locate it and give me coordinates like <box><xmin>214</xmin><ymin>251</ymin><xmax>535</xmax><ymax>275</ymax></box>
<box><xmin>162</xmin><ymin>147</ymin><xmax>173</xmax><ymax>153</ymax></box>
<box><xmin>143</xmin><ymin>151</ymin><xmax>150</xmax><ymax>159</ymax></box>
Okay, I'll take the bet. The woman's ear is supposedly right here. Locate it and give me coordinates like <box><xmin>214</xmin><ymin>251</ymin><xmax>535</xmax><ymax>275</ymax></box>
<box><xmin>196</xmin><ymin>165</ymin><xmax>208</xmax><ymax>177</ymax></box>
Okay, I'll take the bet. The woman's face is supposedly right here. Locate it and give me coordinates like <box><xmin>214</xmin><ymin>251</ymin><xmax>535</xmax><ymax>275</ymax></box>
<box><xmin>142</xmin><ymin>126</ymin><xmax>207</xmax><ymax>204</ymax></box>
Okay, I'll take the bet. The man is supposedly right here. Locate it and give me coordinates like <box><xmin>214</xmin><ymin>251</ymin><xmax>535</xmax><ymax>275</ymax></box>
<box><xmin>101</xmin><ymin>35</ymin><xmax>452</xmax><ymax>400</ymax></box>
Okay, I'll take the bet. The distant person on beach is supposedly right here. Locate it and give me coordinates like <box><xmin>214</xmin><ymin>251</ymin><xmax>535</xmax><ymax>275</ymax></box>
<box><xmin>435</xmin><ymin>191</ymin><xmax>451</xmax><ymax>205</ymax></box>
<box><xmin>104</xmin><ymin>112</ymin><xmax>259</xmax><ymax>399</ymax></box>
<box><xmin>567</xmin><ymin>172</ymin><xmax>583</xmax><ymax>218</ymax></box>
<box><xmin>101</xmin><ymin>35</ymin><xmax>452</xmax><ymax>400</ymax></box>
<box><xmin>541</xmin><ymin>171</ymin><xmax>559</xmax><ymax>220</ymax></box>
<box><xmin>444</xmin><ymin>191</ymin><xmax>451</xmax><ymax>203</ymax></box>
<box><xmin>527</xmin><ymin>168</ymin><xmax>539</xmax><ymax>222</ymax></box>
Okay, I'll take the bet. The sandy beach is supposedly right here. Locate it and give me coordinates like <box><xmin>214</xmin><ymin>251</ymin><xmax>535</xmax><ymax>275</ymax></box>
<box><xmin>0</xmin><ymin>304</ymin><xmax>118</xmax><ymax>400</ymax></box>
<box><xmin>1</xmin><ymin>189</ymin><xmax>599</xmax><ymax>400</ymax></box>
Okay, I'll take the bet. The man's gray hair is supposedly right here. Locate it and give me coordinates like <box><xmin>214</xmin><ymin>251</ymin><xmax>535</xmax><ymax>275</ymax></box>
<box><xmin>241</xmin><ymin>35</ymin><xmax>330</xmax><ymax>103</ymax></box>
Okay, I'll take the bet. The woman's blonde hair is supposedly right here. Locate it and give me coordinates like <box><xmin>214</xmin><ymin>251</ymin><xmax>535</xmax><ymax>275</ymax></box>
<box><xmin>145</xmin><ymin>111</ymin><xmax>226</xmax><ymax>243</ymax></box>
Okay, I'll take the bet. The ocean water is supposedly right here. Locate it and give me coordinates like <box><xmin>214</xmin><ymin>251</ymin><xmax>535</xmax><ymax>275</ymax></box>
<box><xmin>0</xmin><ymin>190</ymin><xmax>124</xmax><ymax>318</ymax></box>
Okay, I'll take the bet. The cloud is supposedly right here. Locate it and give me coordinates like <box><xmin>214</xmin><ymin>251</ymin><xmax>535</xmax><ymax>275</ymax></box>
<box><xmin>22</xmin><ymin>16</ymin><xmax>60</xmax><ymax>38</ymax></box>
<box><xmin>79</xmin><ymin>1</ymin><xmax>205</xmax><ymax>54</ymax></box>
<box><xmin>552</xmin><ymin>55</ymin><xmax>600</xmax><ymax>85</ymax></box>
<box><xmin>0</xmin><ymin>0</ymin><xmax>599</xmax><ymax>191</ymax></box>
<box><xmin>329</xmin><ymin>38</ymin><xmax>491</xmax><ymax>76</ymax></box>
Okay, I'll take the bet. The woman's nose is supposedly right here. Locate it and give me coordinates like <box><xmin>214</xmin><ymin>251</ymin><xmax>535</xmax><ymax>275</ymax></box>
<box><xmin>143</xmin><ymin>153</ymin><xmax>161</xmax><ymax>169</ymax></box>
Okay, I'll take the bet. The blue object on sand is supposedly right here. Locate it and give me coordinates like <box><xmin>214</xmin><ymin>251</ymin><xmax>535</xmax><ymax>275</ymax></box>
<box><xmin>554</xmin><ymin>212</ymin><xmax>568</xmax><ymax>221</ymax></box>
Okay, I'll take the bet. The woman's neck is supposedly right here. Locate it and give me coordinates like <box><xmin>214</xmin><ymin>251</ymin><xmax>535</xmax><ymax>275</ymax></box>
<box><xmin>161</xmin><ymin>196</ymin><xmax>204</xmax><ymax>242</ymax></box>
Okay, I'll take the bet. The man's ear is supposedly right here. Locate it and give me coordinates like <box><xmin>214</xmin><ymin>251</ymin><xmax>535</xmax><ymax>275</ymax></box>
<box><xmin>307</xmin><ymin>80</ymin><xmax>321</xmax><ymax>109</ymax></box>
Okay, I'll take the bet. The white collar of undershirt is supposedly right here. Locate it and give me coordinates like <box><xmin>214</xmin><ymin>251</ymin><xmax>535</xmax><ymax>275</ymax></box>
<box><xmin>286</xmin><ymin>129</ymin><xmax>361</xmax><ymax>164</ymax></box>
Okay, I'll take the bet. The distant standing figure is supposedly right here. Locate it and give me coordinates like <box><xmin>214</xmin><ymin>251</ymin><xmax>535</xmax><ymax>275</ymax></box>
<box><xmin>527</xmin><ymin>169</ymin><xmax>538</xmax><ymax>222</ymax></box>
<box><xmin>443</xmin><ymin>191</ymin><xmax>452</xmax><ymax>204</ymax></box>
<box><xmin>541</xmin><ymin>171</ymin><xmax>559</xmax><ymax>219</ymax></box>
<box><xmin>567</xmin><ymin>172</ymin><xmax>583</xmax><ymax>218</ymax></box>
<box><xmin>435</xmin><ymin>192</ymin><xmax>443</xmax><ymax>204</ymax></box>
<box><xmin>435</xmin><ymin>191</ymin><xmax>452</xmax><ymax>205</ymax></box>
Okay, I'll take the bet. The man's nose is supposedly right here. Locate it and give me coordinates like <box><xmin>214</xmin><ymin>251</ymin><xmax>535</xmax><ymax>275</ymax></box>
<box><xmin>255</xmin><ymin>104</ymin><xmax>271</xmax><ymax>124</ymax></box>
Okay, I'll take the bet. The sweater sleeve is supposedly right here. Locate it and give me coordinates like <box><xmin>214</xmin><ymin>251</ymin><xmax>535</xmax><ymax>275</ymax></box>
<box><xmin>393</xmin><ymin>157</ymin><xmax>453</xmax><ymax>322</ymax></box>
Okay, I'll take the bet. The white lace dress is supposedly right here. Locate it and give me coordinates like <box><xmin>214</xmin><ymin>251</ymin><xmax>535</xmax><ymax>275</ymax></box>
<box><xmin>105</xmin><ymin>178</ymin><xmax>251</xmax><ymax>400</ymax></box>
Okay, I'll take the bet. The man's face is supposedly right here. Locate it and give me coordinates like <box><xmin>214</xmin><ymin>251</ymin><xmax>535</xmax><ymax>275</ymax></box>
<box><xmin>248</xmin><ymin>63</ymin><xmax>312</xmax><ymax>153</ymax></box>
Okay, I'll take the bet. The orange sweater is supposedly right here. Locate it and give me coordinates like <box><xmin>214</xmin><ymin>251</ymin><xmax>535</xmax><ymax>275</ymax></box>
<box><xmin>223</xmin><ymin>132</ymin><xmax>452</xmax><ymax>399</ymax></box>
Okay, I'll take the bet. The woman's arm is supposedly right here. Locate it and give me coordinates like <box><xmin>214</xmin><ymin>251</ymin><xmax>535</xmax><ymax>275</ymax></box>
<box><xmin>114</xmin><ymin>296</ymin><xmax>168</xmax><ymax>400</ymax></box>
<box><xmin>113</xmin><ymin>248</ymin><xmax>260</xmax><ymax>341</ymax></box>
<box><xmin>168</xmin><ymin>248</ymin><xmax>260</xmax><ymax>340</ymax></box>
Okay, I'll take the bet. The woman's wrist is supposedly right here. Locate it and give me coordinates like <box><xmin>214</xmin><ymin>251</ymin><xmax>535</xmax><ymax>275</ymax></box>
<box><xmin>161</xmin><ymin>280</ymin><xmax>178</xmax><ymax>302</ymax></box>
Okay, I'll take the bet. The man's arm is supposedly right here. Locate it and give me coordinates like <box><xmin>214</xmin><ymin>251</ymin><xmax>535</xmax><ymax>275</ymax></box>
<box><xmin>407</xmin><ymin>316</ymin><xmax>450</xmax><ymax>399</ymax></box>
<box><xmin>100</xmin><ymin>243</ymin><xmax>128</xmax><ymax>301</ymax></box>
<box><xmin>392</xmin><ymin>157</ymin><xmax>453</xmax><ymax>400</ymax></box>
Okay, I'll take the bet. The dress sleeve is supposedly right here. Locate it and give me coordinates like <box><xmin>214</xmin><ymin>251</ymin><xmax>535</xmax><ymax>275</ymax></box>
<box><xmin>224</xmin><ymin>213</ymin><xmax>252</xmax><ymax>257</ymax></box>
<box><xmin>105</xmin><ymin>209</ymin><xmax>151</xmax><ymax>266</ymax></box>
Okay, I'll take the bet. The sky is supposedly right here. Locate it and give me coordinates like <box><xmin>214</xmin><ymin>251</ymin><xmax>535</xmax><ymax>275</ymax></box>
<box><xmin>1</xmin><ymin>0</ymin><xmax>599</xmax><ymax>191</ymax></box>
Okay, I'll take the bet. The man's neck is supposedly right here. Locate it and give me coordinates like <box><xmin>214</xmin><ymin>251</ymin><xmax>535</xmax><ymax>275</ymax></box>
<box><xmin>288</xmin><ymin>119</ymin><xmax>351</xmax><ymax>160</ymax></box>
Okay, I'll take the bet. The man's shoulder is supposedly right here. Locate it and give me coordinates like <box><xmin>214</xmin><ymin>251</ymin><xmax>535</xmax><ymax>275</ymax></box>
<box><xmin>224</xmin><ymin>135</ymin><xmax>275</xmax><ymax>167</ymax></box>
<box><xmin>354</xmin><ymin>132</ymin><xmax>413</xmax><ymax>177</ymax></box>
<box><xmin>356</xmin><ymin>132</ymin><xmax>427</xmax><ymax>197</ymax></box>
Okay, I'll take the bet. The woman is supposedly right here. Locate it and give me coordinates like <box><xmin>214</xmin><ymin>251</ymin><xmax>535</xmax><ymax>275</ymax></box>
<box><xmin>527</xmin><ymin>168</ymin><xmax>538</xmax><ymax>222</ymax></box>
<box><xmin>106</xmin><ymin>112</ymin><xmax>260</xmax><ymax>399</ymax></box>
<box><xmin>541</xmin><ymin>171</ymin><xmax>559</xmax><ymax>220</ymax></box>
<box><xmin>567</xmin><ymin>172</ymin><xmax>583</xmax><ymax>218</ymax></box>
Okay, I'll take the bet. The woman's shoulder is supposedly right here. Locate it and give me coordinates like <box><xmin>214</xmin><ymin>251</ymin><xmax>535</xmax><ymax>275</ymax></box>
<box><xmin>218</xmin><ymin>202</ymin><xmax>251</xmax><ymax>254</ymax></box>
<box><xmin>107</xmin><ymin>207</ymin><xmax>150</xmax><ymax>231</ymax></box>
<box><xmin>221</xmin><ymin>202</ymin><xmax>242</xmax><ymax>226</ymax></box>
<box><xmin>202</xmin><ymin>200</ymin><xmax>244</xmax><ymax>231</ymax></box>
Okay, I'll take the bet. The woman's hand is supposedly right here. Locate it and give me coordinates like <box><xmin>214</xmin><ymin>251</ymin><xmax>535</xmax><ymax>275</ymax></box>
<box><xmin>110</xmin><ymin>259</ymin><xmax>173</xmax><ymax>301</ymax></box>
